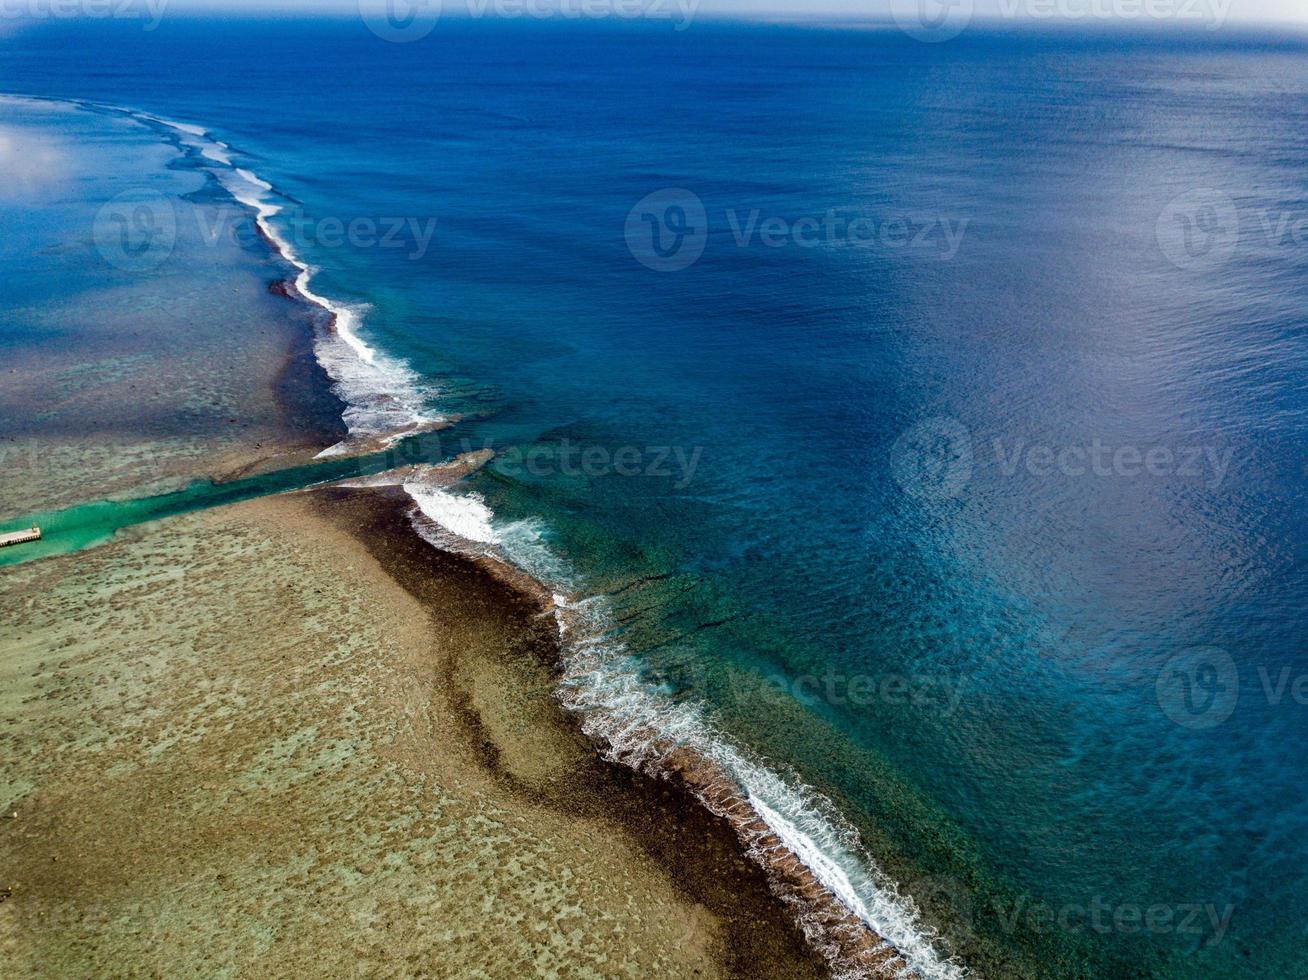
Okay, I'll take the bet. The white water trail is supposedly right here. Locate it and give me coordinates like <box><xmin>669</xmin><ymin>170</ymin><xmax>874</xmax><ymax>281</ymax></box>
<box><xmin>115</xmin><ymin>101</ymin><xmax>441</xmax><ymax>454</ymax></box>
<box><xmin>9</xmin><ymin>91</ymin><xmax>971</xmax><ymax>980</ymax></box>
<box><xmin>400</xmin><ymin>478</ymin><xmax>970</xmax><ymax>980</ymax></box>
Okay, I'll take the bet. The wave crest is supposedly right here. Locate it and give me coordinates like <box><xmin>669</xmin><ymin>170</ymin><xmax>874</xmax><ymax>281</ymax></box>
<box><xmin>403</xmin><ymin>477</ymin><xmax>970</xmax><ymax>980</ymax></box>
<box><xmin>108</xmin><ymin>99</ymin><xmax>443</xmax><ymax>455</ymax></box>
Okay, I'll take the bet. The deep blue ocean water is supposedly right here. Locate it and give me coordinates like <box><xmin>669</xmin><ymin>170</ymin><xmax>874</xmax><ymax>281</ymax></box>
<box><xmin>4</xmin><ymin>17</ymin><xmax>1308</xmax><ymax>978</ymax></box>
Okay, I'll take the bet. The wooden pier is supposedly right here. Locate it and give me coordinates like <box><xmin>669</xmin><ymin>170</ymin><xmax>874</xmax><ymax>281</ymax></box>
<box><xmin>0</xmin><ymin>527</ymin><xmax>41</xmax><ymax>548</ymax></box>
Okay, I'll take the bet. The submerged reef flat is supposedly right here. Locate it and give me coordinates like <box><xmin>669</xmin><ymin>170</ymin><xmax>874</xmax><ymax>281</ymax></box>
<box><xmin>0</xmin><ymin>97</ymin><xmax>344</xmax><ymax>521</ymax></box>
<box><xmin>0</xmin><ymin>488</ymin><xmax>825</xmax><ymax>979</ymax></box>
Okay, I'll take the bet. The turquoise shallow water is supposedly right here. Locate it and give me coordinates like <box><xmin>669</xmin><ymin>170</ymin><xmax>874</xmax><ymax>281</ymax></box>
<box><xmin>5</xmin><ymin>18</ymin><xmax>1308</xmax><ymax>978</ymax></box>
<box><xmin>0</xmin><ymin>435</ymin><xmax>450</xmax><ymax>569</ymax></box>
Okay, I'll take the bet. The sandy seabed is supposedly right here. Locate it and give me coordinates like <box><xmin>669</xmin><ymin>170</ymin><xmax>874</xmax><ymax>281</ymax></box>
<box><xmin>0</xmin><ymin>485</ymin><xmax>827</xmax><ymax>978</ymax></box>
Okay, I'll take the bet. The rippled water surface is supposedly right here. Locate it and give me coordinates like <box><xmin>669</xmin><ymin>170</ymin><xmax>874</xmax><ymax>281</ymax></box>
<box><xmin>4</xmin><ymin>19</ymin><xmax>1308</xmax><ymax>977</ymax></box>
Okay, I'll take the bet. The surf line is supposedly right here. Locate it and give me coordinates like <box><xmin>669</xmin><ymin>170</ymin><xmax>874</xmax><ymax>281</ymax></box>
<box><xmin>142</xmin><ymin>94</ymin><xmax>967</xmax><ymax>980</ymax></box>
<box><xmin>45</xmin><ymin>93</ymin><xmax>444</xmax><ymax>457</ymax></box>
<box><xmin>407</xmin><ymin>488</ymin><xmax>970</xmax><ymax>980</ymax></box>
<box><xmin>3</xmin><ymin>92</ymin><xmax>970</xmax><ymax>980</ymax></box>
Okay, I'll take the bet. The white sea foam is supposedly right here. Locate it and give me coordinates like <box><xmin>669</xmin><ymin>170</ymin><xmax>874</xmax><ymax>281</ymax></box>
<box><xmin>164</xmin><ymin>118</ymin><xmax>204</xmax><ymax>136</ymax></box>
<box><xmin>104</xmin><ymin>101</ymin><xmax>440</xmax><ymax>454</ymax></box>
<box><xmin>14</xmin><ymin>91</ymin><xmax>968</xmax><ymax>980</ymax></box>
<box><xmin>134</xmin><ymin>111</ymin><xmax>230</xmax><ymax>165</ymax></box>
<box><xmin>557</xmin><ymin>598</ymin><xmax>968</xmax><ymax>980</ymax></box>
<box><xmin>405</xmin><ymin>483</ymin><xmax>499</xmax><ymax>544</ymax></box>
<box><xmin>201</xmin><ymin>141</ymin><xmax>232</xmax><ymax>164</ymax></box>
<box><xmin>399</xmin><ymin>477</ymin><xmax>968</xmax><ymax>980</ymax></box>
